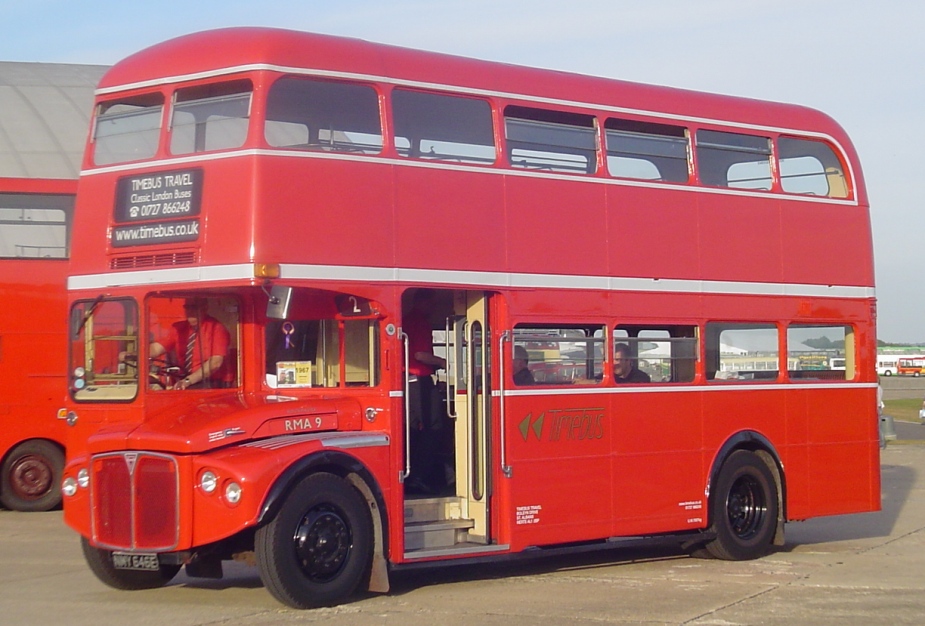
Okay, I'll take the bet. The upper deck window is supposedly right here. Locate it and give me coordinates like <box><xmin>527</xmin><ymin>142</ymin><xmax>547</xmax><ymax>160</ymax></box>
<box><xmin>0</xmin><ymin>193</ymin><xmax>72</xmax><ymax>258</ymax></box>
<box><xmin>170</xmin><ymin>81</ymin><xmax>252</xmax><ymax>155</ymax></box>
<box><xmin>505</xmin><ymin>106</ymin><xmax>597</xmax><ymax>174</ymax></box>
<box><xmin>696</xmin><ymin>130</ymin><xmax>772</xmax><ymax>191</ymax></box>
<box><xmin>778</xmin><ymin>137</ymin><xmax>850</xmax><ymax>199</ymax></box>
<box><xmin>265</xmin><ymin>77</ymin><xmax>383</xmax><ymax>154</ymax></box>
<box><xmin>392</xmin><ymin>90</ymin><xmax>495</xmax><ymax>164</ymax></box>
<box><xmin>605</xmin><ymin>119</ymin><xmax>689</xmax><ymax>183</ymax></box>
<box><xmin>93</xmin><ymin>94</ymin><xmax>164</xmax><ymax>166</ymax></box>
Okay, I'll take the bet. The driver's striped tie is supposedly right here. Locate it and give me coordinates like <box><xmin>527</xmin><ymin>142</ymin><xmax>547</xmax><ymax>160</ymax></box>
<box><xmin>185</xmin><ymin>331</ymin><xmax>196</xmax><ymax>374</ymax></box>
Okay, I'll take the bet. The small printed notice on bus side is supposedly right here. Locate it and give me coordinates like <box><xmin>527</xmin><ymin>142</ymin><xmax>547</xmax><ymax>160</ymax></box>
<box><xmin>276</xmin><ymin>361</ymin><xmax>313</xmax><ymax>388</ymax></box>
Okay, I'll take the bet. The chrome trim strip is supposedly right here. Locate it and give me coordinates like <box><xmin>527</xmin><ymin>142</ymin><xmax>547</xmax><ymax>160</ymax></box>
<box><xmin>68</xmin><ymin>261</ymin><xmax>876</xmax><ymax>300</ymax></box>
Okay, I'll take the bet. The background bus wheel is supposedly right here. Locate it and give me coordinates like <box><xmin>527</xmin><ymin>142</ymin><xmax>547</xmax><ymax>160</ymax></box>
<box><xmin>699</xmin><ymin>450</ymin><xmax>778</xmax><ymax>561</ymax></box>
<box><xmin>80</xmin><ymin>537</ymin><xmax>180</xmax><ymax>590</ymax></box>
<box><xmin>256</xmin><ymin>472</ymin><xmax>373</xmax><ymax>609</ymax></box>
<box><xmin>0</xmin><ymin>440</ymin><xmax>64</xmax><ymax>512</ymax></box>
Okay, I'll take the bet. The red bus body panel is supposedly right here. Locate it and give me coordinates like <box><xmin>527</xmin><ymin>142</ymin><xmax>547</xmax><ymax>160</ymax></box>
<box><xmin>63</xmin><ymin>28</ymin><xmax>878</xmax><ymax>575</ymax></box>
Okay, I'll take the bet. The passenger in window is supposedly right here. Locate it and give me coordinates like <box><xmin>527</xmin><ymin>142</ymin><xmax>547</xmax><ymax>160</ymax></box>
<box><xmin>614</xmin><ymin>343</ymin><xmax>650</xmax><ymax>384</ymax></box>
<box><xmin>513</xmin><ymin>345</ymin><xmax>535</xmax><ymax>385</ymax></box>
<box><xmin>150</xmin><ymin>297</ymin><xmax>231</xmax><ymax>390</ymax></box>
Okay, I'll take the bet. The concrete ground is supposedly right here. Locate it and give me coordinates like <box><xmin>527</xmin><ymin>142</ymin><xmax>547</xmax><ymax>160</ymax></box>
<box><xmin>2</xmin><ymin>442</ymin><xmax>924</xmax><ymax>625</ymax></box>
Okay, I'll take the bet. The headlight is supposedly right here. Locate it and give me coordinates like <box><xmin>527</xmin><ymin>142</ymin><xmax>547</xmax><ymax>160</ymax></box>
<box><xmin>62</xmin><ymin>477</ymin><xmax>78</xmax><ymax>497</ymax></box>
<box><xmin>77</xmin><ymin>468</ymin><xmax>90</xmax><ymax>489</ymax></box>
<box><xmin>224</xmin><ymin>482</ymin><xmax>242</xmax><ymax>505</ymax></box>
<box><xmin>200</xmin><ymin>470</ymin><xmax>218</xmax><ymax>493</ymax></box>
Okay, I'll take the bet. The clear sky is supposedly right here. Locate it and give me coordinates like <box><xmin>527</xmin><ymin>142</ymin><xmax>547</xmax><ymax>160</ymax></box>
<box><xmin>4</xmin><ymin>0</ymin><xmax>923</xmax><ymax>342</ymax></box>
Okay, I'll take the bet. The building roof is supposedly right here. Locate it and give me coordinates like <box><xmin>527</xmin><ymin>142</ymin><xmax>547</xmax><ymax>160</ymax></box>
<box><xmin>0</xmin><ymin>61</ymin><xmax>108</xmax><ymax>179</ymax></box>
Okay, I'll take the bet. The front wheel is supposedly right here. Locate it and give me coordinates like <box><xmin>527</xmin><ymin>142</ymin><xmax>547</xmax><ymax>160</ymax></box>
<box><xmin>699</xmin><ymin>450</ymin><xmax>778</xmax><ymax>560</ymax></box>
<box><xmin>81</xmin><ymin>537</ymin><xmax>181</xmax><ymax>589</ymax></box>
<box><xmin>1</xmin><ymin>440</ymin><xmax>64</xmax><ymax>511</ymax></box>
<box><xmin>255</xmin><ymin>472</ymin><xmax>373</xmax><ymax>609</ymax></box>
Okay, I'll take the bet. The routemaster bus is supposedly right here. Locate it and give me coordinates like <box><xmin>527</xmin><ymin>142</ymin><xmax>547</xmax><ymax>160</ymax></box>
<box><xmin>0</xmin><ymin>61</ymin><xmax>106</xmax><ymax>512</ymax></box>
<box><xmin>60</xmin><ymin>28</ymin><xmax>879</xmax><ymax>608</ymax></box>
<box><xmin>0</xmin><ymin>177</ymin><xmax>74</xmax><ymax>511</ymax></box>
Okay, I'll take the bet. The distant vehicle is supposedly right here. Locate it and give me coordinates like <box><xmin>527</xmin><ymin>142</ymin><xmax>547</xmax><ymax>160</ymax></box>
<box><xmin>898</xmin><ymin>357</ymin><xmax>925</xmax><ymax>376</ymax></box>
<box><xmin>877</xmin><ymin>355</ymin><xmax>900</xmax><ymax>376</ymax></box>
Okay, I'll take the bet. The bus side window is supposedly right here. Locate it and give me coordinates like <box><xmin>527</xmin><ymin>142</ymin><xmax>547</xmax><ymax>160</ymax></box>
<box><xmin>605</xmin><ymin>118</ymin><xmax>689</xmax><ymax>183</ymax></box>
<box><xmin>787</xmin><ymin>324</ymin><xmax>852</xmax><ymax>381</ymax></box>
<box><xmin>778</xmin><ymin>136</ymin><xmax>850</xmax><ymax>199</ymax></box>
<box><xmin>614</xmin><ymin>325</ymin><xmax>698</xmax><ymax>383</ymax></box>
<box><xmin>392</xmin><ymin>89</ymin><xmax>495</xmax><ymax>164</ymax></box>
<box><xmin>705</xmin><ymin>323</ymin><xmax>779</xmax><ymax>381</ymax></box>
<box><xmin>505</xmin><ymin>106</ymin><xmax>597</xmax><ymax>175</ymax></box>
<box><xmin>696</xmin><ymin>129</ymin><xmax>772</xmax><ymax>190</ymax></box>
<box><xmin>264</xmin><ymin>77</ymin><xmax>383</xmax><ymax>154</ymax></box>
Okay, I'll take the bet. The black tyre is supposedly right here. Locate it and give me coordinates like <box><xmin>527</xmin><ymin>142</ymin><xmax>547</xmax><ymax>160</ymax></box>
<box><xmin>255</xmin><ymin>472</ymin><xmax>373</xmax><ymax>609</ymax></box>
<box><xmin>80</xmin><ymin>537</ymin><xmax>181</xmax><ymax>590</ymax></box>
<box><xmin>701</xmin><ymin>450</ymin><xmax>778</xmax><ymax>560</ymax></box>
<box><xmin>0</xmin><ymin>440</ymin><xmax>64</xmax><ymax>512</ymax></box>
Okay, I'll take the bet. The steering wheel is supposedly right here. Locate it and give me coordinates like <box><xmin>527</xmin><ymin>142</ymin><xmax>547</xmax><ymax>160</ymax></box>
<box><xmin>149</xmin><ymin>355</ymin><xmax>185</xmax><ymax>389</ymax></box>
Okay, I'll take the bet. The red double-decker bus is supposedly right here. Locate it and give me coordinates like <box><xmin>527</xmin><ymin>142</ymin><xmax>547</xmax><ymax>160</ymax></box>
<box><xmin>0</xmin><ymin>62</ymin><xmax>105</xmax><ymax>512</ymax></box>
<box><xmin>0</xmin><ymin>177</ymin><xmax>74</xmax><ymax>511</ymax></box>
<box><xmin>61</xmin><ymin>28</ymin><xmax>879</xmax><ymax>608</ymax></box>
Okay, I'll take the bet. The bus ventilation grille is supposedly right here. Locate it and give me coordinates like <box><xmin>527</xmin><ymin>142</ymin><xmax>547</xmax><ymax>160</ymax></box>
<box><xmin>110</xmin><ymin>251</ymin><xmax>198</xmax><ymax>270</ymax></box>
<box><xmin>91</xmin><ymin>452</ymin><xmax>179</xmax><ymax>551</ymax></box>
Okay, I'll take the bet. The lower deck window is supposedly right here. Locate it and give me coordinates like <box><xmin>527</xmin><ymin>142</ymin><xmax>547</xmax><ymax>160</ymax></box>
<box><xmin>512</xmin><ymin>325</ymin><xmax>604</xmax><ymax>385</ymax></box>
<box><xmin>615</xmin><ymin>326</ymin><xmax>697</xmax><ymax>383</ymax></box>
<box><xmin>787</xmin><ymin>324</ymin><xmax>852</xmax><ymax>380</ymax></box>
<box><xmin>706</xmin><ymin>323</ymin><xmax>779</xmax><ymax>381</ymax></box>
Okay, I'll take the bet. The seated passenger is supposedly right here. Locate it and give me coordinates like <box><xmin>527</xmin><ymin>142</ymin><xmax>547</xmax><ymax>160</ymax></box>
<box><xmin>513</xmin><ymin>345</ymin><xmax>535</xmax><ymax>385</ymax></box>
<box><xmin>614</xmin><ymin>343</ymin><xmax>650</xmax><ymax>384</ymax></box>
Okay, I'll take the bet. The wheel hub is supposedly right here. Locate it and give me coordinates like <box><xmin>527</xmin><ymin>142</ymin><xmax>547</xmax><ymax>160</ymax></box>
<box><xmin>293</xmin><ymin>505</ymin><xmax>352</xmax><ymax>582</ymax></box>
<box><xmin>726</xmin><ymin>475</ymin><xmax>766</xmax><ymax>540</ymax></box>
<box><xmin>10</xmin><ymin>454</ymin><xmax>52</xmax><ymax>499</ymax></box>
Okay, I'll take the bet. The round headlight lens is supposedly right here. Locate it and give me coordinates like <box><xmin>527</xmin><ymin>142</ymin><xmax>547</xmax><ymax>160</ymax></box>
<box><xmin>77</xmin><ymin>468</ymin><xmax>90</xmax><ymax>489</ymax></box>
<box><xmin>62</xmin><ymin>477</ymin><xmax>78</xmax><ymax>497</ymax></box>
<box><xmin>200</xmin><ymin>470</ymin><xmax>218</xmax><ymax>493</ymax></box>
<box><xmin>224</xmin><ymin>482</ymin><xmax>242</xmax><ymax>505</ymax></box>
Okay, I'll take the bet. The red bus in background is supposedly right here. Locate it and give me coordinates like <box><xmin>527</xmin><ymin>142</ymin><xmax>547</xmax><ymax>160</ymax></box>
<box><xmin>61</xmin><ymin>28</ymin><xmax>879</xmax><ymax>608</ymax></box>
<box><xmin>0</xmin><ymin>177</ymin><xmax>73</xmax><ymax>511</ymax></box>
<box><xmin>897</xmin><ymin>357</ymin><xmax>925</xmax><ymax>376</ymax></box>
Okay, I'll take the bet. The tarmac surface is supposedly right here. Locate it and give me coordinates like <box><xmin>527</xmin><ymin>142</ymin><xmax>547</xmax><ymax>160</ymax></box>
<box><xmin>2</xmin><ymin>441</ymin><xmax>925</xmax><ymax>625</ymax></box>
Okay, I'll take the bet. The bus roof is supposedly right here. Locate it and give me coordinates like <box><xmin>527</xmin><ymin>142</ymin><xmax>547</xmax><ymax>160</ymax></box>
<box><xmin>98</xmin><ymin>28</ymin><xmax>861</xmax><ymax>186</ymax></box>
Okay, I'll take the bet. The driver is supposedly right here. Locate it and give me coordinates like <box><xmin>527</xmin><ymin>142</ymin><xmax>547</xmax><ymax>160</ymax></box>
<box><xmin>150</xmin><ymin>297</ymin><xmax>230</xmax><ymax>390</ymax></box>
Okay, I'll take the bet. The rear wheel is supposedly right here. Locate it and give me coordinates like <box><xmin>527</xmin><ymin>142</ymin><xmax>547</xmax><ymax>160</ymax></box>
<box><xmin>255</xmin><ymin>472</ymin><xmax>373</xmax><ymax>608</ymax></box>
<box><xmin>80</xmin><ymin>537</ymin><xmax>180</xmax><ymax>590</ymax></box>
<box><xmin>0</xmin><ymin>440</ymin><xmax>64</xmax><ymax>512</ymax></box>
<box><xmin>699</xmin><ymin>450</ymin><xmax>778</xmax><ymax>560</ymax></box>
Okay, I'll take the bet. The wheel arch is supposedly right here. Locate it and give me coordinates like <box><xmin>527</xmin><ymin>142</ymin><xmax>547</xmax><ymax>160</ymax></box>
<box><xmin>255</xmin><ymin>449</ymin><xmax>390</xmax><ymax>593</ymax></box>
<box><xmin>707</xmin><ymin>431</ymin><xmax>786</xmax><ymax>546</ymax></box>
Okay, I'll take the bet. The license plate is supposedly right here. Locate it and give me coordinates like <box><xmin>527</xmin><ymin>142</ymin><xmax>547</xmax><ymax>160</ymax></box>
<box><xmin>112</xmin><ymin>552</ymin><xmax>160</xmax><ymax>571</ymax></box>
